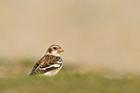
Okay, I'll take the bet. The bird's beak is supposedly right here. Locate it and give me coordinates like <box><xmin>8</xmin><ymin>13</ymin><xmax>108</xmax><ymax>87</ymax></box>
<box><xmin>59</xmin><ymin>49</ymin><xmax>64</xmax><ymax>53</ymax></box>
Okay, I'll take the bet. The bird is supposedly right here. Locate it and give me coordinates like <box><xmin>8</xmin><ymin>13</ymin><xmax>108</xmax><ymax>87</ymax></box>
<box><xmin>29</xmin><ymin>44</ymin><xmax>64</xmax><ymax>76</ymax></box>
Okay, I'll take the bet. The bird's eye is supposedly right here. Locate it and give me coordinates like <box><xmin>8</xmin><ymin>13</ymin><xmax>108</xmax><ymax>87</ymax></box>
<box><xmin>53</xmin><ymin>47</ymin><xmax>57</xmax><ymax>50</ymax></box>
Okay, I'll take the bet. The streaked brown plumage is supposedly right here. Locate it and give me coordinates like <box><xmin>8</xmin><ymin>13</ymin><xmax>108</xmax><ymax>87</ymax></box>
<box><xmin>30</xmin><ymin>44</ymin><xmax>64</xmax><ymax>76</ymax></box>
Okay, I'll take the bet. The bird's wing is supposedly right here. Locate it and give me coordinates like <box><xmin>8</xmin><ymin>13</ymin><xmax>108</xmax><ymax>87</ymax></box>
<box><xmin>39</xmin><ymin>56</ymin><xmax>63</xmax><ymax>72</ymax></box>
<box><xmin>30</xmin><ymin>55</ymin><xmax>47</xmax><ymax>75</ymax></box>
<box><xmin>30</xmin><ymin>55</ymin><xmax>62</xmax><ymax>75</ymax></box>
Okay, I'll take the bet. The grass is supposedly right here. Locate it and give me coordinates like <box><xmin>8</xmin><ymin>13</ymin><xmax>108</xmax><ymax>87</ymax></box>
<box><xmin>0</xmin><ymin>59</ymin><xmax>140</xmax><ymax>93</ymax></box>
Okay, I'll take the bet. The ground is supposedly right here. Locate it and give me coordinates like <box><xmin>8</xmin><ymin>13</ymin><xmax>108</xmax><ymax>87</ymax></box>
<box><xmin>0</xmin><ymin>59</ymin><xmax>140</xmax><ymax>93</ymax></box>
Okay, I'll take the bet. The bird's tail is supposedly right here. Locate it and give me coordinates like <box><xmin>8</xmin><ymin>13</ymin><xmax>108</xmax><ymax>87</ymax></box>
<box><xmin>29</xmin><ymin>69</ymin><xmax>36</xmax><ymax>76</ymax></box>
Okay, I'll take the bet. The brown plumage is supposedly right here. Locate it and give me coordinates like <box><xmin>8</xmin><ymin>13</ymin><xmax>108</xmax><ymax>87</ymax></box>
<box><xmin>30</xmin><ymin>44</ymin><xmax>64</xmax><ymax>76</ymax></box>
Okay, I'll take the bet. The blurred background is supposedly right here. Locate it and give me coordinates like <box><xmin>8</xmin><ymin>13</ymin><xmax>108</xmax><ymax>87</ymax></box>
<box><xmin>0</xmin><ymin>0</ymin><xmax>140</xmax><ymax>74</ymax></box>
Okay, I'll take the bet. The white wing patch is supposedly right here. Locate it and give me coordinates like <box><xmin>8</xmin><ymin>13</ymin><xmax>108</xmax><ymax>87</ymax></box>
<box><xmin>40</xmin><ymin>64</ymin><xmax>60</xmax><ymax>70</ymax></box>
<box><xmin>46</xmin><ymin>64</ymin><xmax>60</xmax><ymax>68</ymax></box>
<box><xmin>43</xmin><ymin>64</ymin><xmax>63</xmax><ymax>76</ymax></box>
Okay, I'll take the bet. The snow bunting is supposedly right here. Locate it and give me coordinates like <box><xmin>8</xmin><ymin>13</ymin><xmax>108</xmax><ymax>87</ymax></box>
<box><xmin>30</xmin><ymin>44</ymin><xmax>64</xmax><ymax>76</ymax></box>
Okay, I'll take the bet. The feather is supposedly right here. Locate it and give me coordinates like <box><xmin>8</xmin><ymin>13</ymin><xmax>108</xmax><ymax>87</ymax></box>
<box><xmin>30</xmin><ymin>55</ymin><xmax>63</xmax><ymax>75</ymax></box>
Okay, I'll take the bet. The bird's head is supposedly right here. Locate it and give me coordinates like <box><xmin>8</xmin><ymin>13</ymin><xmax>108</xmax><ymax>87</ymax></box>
<box><xmin>46</xmin><ymin>44</ymin><xmax>64</xmax><ymax>56</ymax></box>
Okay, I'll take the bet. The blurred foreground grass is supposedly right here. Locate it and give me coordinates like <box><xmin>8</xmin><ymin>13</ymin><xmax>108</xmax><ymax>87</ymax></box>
<box><xmin>0</xmin><ymin>59</ymin><xmax>140</xmax><ymax>93</ymax></box>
